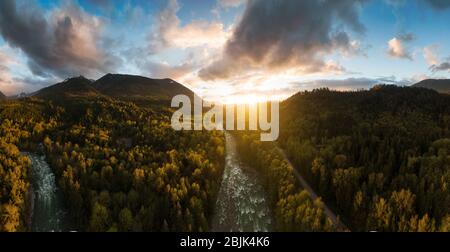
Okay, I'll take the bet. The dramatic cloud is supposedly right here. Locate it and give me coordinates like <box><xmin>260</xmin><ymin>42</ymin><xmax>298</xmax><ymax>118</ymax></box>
<box><xmin>199</xmin><ymin>0</ymin><xmax>367</xmax><ymax>81</ymax></box>
<box><xmin>423</xmin><ymin>45</ymin><xmax>439</xmax><ymax>66</ymax></box>
<box><xmin>386</xmin><ymin>0</ymin><xmax>450</xmax><ymax>9</ymax></box>
<box><xmin>387</xmin><ymin>33</ymin><xmax>415</xmax><ymax>60</ymax></box>
<box><xmin>431</xmin><ymin>60</ymin><xmax>450</xmax><ymax>72</ymax></box>
<box><xmin>0</xmin><ymin>0</ymin><xmax>121</xmax><ymax>78</ymax></box>
<box><xmin>0</xmin><ymin>0</ymin><xmax>448</xmax><ymax>99</ymax></box>
<box><xmin>422</xmin><ymin>45</ymin><xmax>450</xmax><ymax>73</ymax></box>
<box><xmin>149</xmin><ymin>0</ymin><xmax>229</xmax><ymax>53</ymax></box>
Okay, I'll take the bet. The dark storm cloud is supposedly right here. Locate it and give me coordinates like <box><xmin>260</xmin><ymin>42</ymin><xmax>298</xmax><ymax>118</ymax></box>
<box><xmin>425</xmin><ymin>0</ymin><xmax>450</xmax><ymax>9</ymax></box>
<box><xmin>0</xmin><ymin>0</ymin><xmax>121</xmax><ymax>78</ymax></box>
<box><xmin>199</xmin><ymin>0</ymin><xmax>368</xmax><ymax>81</ymax></box>
<box><xmin>431</xmin><ymin>62</ymin><xmax>450</xmax><ymax>72</ymax></box>
<box><xmin>387</xmin><ymin>0</ymin><xmax>450</xmax><ymax>9</ymax></box>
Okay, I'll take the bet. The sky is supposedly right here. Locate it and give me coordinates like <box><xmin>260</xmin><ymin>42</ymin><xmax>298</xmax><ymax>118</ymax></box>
<box><xmin>0</xmin><ymin>0</ymin><xmax>450</xmax><ymax>102</ymax></box>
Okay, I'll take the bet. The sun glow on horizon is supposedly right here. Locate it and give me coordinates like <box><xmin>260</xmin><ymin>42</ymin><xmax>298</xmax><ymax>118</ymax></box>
<box><xmin>201</xmin><ymin>93</ymin><xmax>290</xmax><ymax>105</ymax></box>
<box><xmin>220</xmin><ymin>94</ymin><xmax>271</xmax><ymax>105</ymax></box>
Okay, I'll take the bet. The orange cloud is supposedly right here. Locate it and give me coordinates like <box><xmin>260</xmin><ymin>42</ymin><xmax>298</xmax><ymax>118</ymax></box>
<box><xmin>149</xmin><ymin>0</ymin><xmax>229</xmax><ymax>52</ymax></box>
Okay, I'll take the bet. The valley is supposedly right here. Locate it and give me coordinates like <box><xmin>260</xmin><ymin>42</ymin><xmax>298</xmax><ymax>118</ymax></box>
<box><xmin>0</xmin><ymin>75</ymin><xmax>449</xmax><ymax>232</ymax></box>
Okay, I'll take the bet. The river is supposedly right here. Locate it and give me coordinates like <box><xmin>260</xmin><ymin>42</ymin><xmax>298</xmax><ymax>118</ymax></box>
<box><xmin>24</xmin><ymin>134</ymin><xmax>271</xmax><ymax>232</ymax></box>
<box><xmin>26</xmin><ymin>153</ymin><xmax>72</xmax><ymax>232</ymax></box>
<box><xmin>211</xmin><ymin>133</ymin><xmax>272</xmax><ymax>232</ymax></box>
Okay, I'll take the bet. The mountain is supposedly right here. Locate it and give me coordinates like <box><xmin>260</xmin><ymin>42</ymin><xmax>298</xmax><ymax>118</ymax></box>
<box><xmin>92</xmin><ymin>74</ymin><xmax>195</xmax><ymax>100</ymax></box>
<box><xmin>34</xmin><ymin>76</ymin><xmax>99</xmax><ymax>100</ymax></box>
<box><xmin>282</xmin><ymin>85</ymin><xmax>446</xmax><ymax>122</ymax></box>
<box><xmin>0</xmin><ymin>91</ymin><xmax>6</xmax><ymax>101</ymax></box>
<box><xmin>412</xmin><ymin>79</ymin><xmax>450</xmax><ymax>94</ymax></box>
<box><xmin>31</xmin><ymin>74</ymin><xmax>198</xmax><ymax>108</ymax></box>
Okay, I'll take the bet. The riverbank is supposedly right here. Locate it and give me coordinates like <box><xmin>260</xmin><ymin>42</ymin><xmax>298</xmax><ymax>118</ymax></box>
<box><xmin>211</xmin><ymin>133</ymin><xmax>272</xmax><ymax>232</ymax></box>
<box><xmin>24</xmin><ymin>153</ymin><xmax>72</xmax><ymax>232</ymax></box>
<box><xmin>25</xmin><ymin>183</ymin><xmax>35</xmax><ymax>231</ymax></box>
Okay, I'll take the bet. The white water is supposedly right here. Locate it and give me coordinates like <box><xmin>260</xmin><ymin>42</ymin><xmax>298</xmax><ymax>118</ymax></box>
<box><xmin>212</xmin><ymin>133</ymin><xmax>272</xmax><ymax>232</ymax></box>
<box><xmin>26</xmin><ymin>134</ymin><xmax>271</xmax><ymax>232</ymax></box>
<box><xmin>26</xmin><ymin>153</ymin><xmax>70</xmax><ymax>232</ymax></box>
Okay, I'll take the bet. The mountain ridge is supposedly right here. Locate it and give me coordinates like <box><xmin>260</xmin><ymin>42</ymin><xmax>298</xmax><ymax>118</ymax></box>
<box><xmin>412</xmin><ymin>79</ymin><xmax>450</xmax><ymax>94</ymax></box>
<box><xmin>34</xmin><ymin>76</ymin><xmax>99</xmax><ymax>100</ymax></box>
<box><xmin>31</xmin><ymin>74</ymin><xmax>196</xmax><ymax>103</ymax></box>
<box><xmin>92</xmin><ymin>73</ymin><xmax>195</xmax><ymax>100</ymax></box>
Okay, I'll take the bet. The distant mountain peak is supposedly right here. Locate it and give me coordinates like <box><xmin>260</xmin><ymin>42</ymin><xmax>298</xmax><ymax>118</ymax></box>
<box><xmin>34</xmin><ymin>75</ymin><xmax>98</xmax><ymax>100</ymax></box>
<box><xmin>412</xmin><ymin>79</ymin><xmax>450</xmax><ymax>94</ymax></box>
<box><xmin>61</xmin><ymin>75</ymin><xmax>93</xmax><ymax>84</ymax></box>
<box><xmin>31</xmin><ymin>73</ymin><xmax>196</xmax><ymax>103</ymax></box>
<box><xmin>92</xmin><ymin>73</ymin><xmax>195</xmax><ymax>100</ymax></box>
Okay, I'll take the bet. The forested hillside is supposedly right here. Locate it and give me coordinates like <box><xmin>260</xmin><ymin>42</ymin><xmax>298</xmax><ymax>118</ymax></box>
<box><xmin>278</xmin><ymin>85</ymin><xmax>450</xmax><ymax>231</ymax></box>
<box><xmin>0</xmin><ymin>99</ymin><xmax>53</xmax><ymax>231</ymax></box>
<box><xmin>0</xmin><ymin>91</ymin><xmax>225</xmax><ymax>231</ymax></box>
<box><xmin>234</xmin><ymin>132</ymin><xmax>337</xmax><ymax>231</ymax></box>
